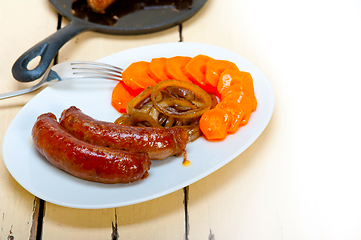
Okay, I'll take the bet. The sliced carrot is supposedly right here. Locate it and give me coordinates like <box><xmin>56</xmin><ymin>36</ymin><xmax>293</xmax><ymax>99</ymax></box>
<box><xmin>199</xmin><ymin>108</ymin><xmax>230</xmax><ymax>140</ymax></box>
<box><xmin>217</xmin><ymin>70</ymin><xmax>253</xmax><ymax>94</ymax></box>
<box><xmin>205</xmin><ymin>59</ymin><xmax>239</xmax><ymax>94</ymax></box>
<box><xmin>183</xmin><ymin>54</ymin><xmax>213</xmax><ymax>89</ymax></box>
<box><xmin>220</xmin><ymin>83</ymin><xmax>257</xmax><ymax>112</ymax></box>
<box><xmin>215</xmin><ymin>100</ymin><xmax>244</xmax><ymax>133</ymax></box>
<box><xmin>165</xmin><ymin>56</ymin><xmax>192</xmax><ymax>82</ymax></box>
<box><xmin>111</xmin><ymin>81</ymin><xmax>143</xmax><ymax>113</ymax></box>
<box><xmin>216</xmin><ymin>94</ymin><xmax>253</xmax><ymax>132</ymax></box>
<box><xmin>122</xmin><ymin>61</ymin><xmax>158</xmax><ymax>90</ymax></box>
<box><xmin>149</xmin><ymin>57</ymin><xmax>169</xmax><ymax>82</ymax></box>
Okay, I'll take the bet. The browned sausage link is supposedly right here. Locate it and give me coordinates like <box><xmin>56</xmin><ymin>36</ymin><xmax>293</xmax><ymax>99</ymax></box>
<box><xmin>59</xmin><ymin>106</ymin><xmax>188</xmax><ymax>160</ymax></box>
<box><xmin>32</xmin><ymin>113</ymin><xmax>151</xmax><ymax>184</ymax></box>
<box><xmin>86</xmin><ymin>0</ymin><xmax>117</xmax><ymax>13</ymax></box>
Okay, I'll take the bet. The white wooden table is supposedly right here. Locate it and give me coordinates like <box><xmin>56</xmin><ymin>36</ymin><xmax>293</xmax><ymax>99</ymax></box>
<box><xmin>1</xmin><ymin>0</ymin><xmax>361</xmax><ymax>239</ymax></box>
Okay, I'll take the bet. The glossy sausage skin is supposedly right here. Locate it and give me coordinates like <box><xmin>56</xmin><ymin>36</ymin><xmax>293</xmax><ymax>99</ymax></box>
<box><xmin>59</xmin><ymin>106</ymin><xmax>188</xmax><ymax>160</ymax></box>
<box><xmin>32</xmin><ymin>113</ymin><xmax>151</xmax><ymax>184</ymax></box>
<box><xmin>86</xmin><ymin>0</ymin><xmax>116</xmax><ymax>13</ymax></box>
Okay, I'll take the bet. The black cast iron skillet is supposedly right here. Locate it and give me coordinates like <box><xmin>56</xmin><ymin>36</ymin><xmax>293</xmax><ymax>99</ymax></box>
<box><xmin>12</xmin><ymin>0</ymin><xmax>207</xmax><ymax>82</ymax></box>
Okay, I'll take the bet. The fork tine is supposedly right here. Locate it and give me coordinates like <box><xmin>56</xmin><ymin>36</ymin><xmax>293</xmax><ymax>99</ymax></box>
<box><xmin>0</xmin><ymin>61</ymin><xmax>125</xmax><ymax>100</ymax></box>
<box><xmin>70</xmin><ymin>61</ymin><xmax>123</xmax><ymax>81</ymax></box>
<box><xmin>72</xmin><ymin>68</ymin><xmax>122</xmax><ymax>76</ymax></box>
<box><xmin>71</xmin><ymin>61</ymin><xmax>123</xmax><ymax>72</ymax></box>
<box><xmin>70</xmin><ymin>74</ymin><xmax>122</xmax><ymax>81</ymax></box>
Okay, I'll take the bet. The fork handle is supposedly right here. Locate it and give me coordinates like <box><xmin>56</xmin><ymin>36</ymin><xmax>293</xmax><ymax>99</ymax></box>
<box><xmin>12</xmin><ymin>18</ymin><xmax>95</xmax><ymax>82</ymax></box>
<box><xmin>0</xmin><ymin>85</ymin><xmax>40</xmax><ymax>100</ymax></box>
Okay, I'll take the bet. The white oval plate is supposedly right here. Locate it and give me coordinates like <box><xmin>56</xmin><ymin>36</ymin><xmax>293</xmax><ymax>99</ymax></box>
<box><xmin>3</xmin><ymin>42</ymin><xmax>274</xmax><ymax>209</ymax></box>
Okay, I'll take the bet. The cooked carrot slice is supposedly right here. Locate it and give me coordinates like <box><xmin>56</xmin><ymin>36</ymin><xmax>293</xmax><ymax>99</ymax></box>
<box><xmin>165</xmin><ymin>56</ymin><xmax>192</xmax><ymax>82</ymax></box>
<box><xmin>220</xmin><ymin>83</ymin><xmax>257</xmax><ymax>112</ymax></box>
<box><xmin>111</xmin><ymin>81</ymin><xmax>143</xmax><ymax>113</ymax></box>
<box><xmin>216</xmin><ymin>94</ymin><xmax>253</xmax><ymax>133</ymax></box>
<box><xmin>122</xmin><ymin>61</ymin><xmax>158</xmax><ymax>90</ymax></box>
<box><xmin>149</xmin><ymin>57</ymin><xmax>169</xmax><ymax>82</ymax></box>
<box><xmin>205</xmin><ymin>59</ymin><xmax>239</xmax><ymax>94</ymax></box>
<box><xmin>199</xmin><ymin>108</ymin><xmax>230</xmax><ymax>140</ymax></box>
<box><xmin>183</xmin><ymin>54</ymin><xmax>213</xmax><ymax>89</ymax></box>
<box><xmin>217</xmin><ymin>70</ymin><xmax>253</xmax><ymax>94</ymax></box>
<box><xmin>216</xmin><ymin>101</ymin><xmax>244</xmax><ymax>133</ymax></box>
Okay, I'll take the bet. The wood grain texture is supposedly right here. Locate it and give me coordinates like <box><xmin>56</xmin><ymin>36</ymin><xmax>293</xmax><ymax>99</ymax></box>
<box><xmin>57</xmin><ymin>18</ymin><xmax>184</xmax><ymax>63</ymax></box>
<box><xmin>183</xmin><ymin>0</ymin><xmax>361</xmax><ymax>239</ymax></box>
<box><xmin>2</xmin><ymin>0</ymin><xmax>361</xmax><ymax>239</ymax></box>
<box><xmin>42</xmin><ymin>191</ymin><xmax>186</xmax><ymax>240</ymax></box>
<box><xmin>0</xmin><ymin>1</ymin><xmax>58</xmax><ymax>240</ymax></box>
<box><xmin>40</xmin><ymin>12</ymin><xmax>188</xmax><ymax>240</ymax></box>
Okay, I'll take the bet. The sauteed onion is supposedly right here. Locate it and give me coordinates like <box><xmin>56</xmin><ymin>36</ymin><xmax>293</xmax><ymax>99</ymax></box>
<box><xmin>115</xmin><ymin>80</ymin><xmax>216</xmax><ymax>141</ymax></box>
<box><xmin>151</xmin><ymin>80</ymin><xmax>213</xmax><ymax>119</ymax></box>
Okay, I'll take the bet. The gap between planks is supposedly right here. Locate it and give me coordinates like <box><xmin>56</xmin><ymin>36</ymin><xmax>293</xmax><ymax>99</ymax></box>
<box><xmin>28</xmin><ymin>13</ymin><xmax>61</xmax><ymax>240</ymax></box>
<box><xmin>28</xmin><ymin>16</ymin><xmax>191</xmax><ymax>240</ymax></box>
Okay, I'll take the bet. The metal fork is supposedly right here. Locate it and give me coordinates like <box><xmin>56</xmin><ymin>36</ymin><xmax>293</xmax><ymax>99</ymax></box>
<box><xmin>0</xmin><ymin>61</ymin><xmax>123</xmax><ymax>100</ymax></box>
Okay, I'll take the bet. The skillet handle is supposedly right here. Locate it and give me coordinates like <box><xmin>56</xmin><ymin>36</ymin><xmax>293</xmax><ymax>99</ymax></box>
<box><xmin>12</xmin><ymin>19</ymin><xmax>94</xmax><ymax>82</ymax></box>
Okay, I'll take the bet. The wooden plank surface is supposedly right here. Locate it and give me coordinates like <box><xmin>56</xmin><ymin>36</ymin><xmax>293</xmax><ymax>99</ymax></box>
<box><xmin>1</xmin><ymin>0</ymin><xmax>361</xmax><ymax>239</ymax></box>
<box><xmin>0</xmin><ymin>1</ymin><xmax>59</xmax><ymax>240</ymax></box>
<box><xmin>184</xmin><ymin>0</ymin><xmax>361</xmax><ymax>239</ymax></box>
<box><xmin>40</xmin><ymin>12</ymin><xmax>189</xmax><ymax>240</ymax></box>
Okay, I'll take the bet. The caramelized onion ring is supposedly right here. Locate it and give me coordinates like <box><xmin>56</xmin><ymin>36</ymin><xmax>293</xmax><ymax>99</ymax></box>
<box><xmin>114</xmin><ymin>114</ymin><xmax>130</xmax><ymax>124</ymax></box>
<box><xmin>127</xmin><ymin>87</ymin><xmax>153</xmax><ymax>115</ymax></box>
<box><xmin>178</xmin><ymin>118</ymin><xmax>202</xmax><ymax>142</ymax></box>
<box><xmin>151</xmin><ymin>80</ymin><xmax>212</xmax><ymax>119</ymax></box>
<box><xmin>115</xmin><ymin>112</ymin><xmax>161</xmax><ymax>127</ymax></box>
<box><xmin>117</xmin><ymin>80</ymin><xmax>216</xmax><ymax>142</ymax></box>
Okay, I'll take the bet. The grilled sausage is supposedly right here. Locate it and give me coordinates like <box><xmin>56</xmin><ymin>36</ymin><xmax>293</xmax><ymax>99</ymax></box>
<box><xmin>32</xmin><ymin>113</ymin><xmax>151</xmax><ymax>184</ymax></box>
<box><xmin>59</xmin><ymin>106</ymin><xmax>188</xmax><ymax>160</ymax></box>
<box><xmin>86</xmin><ymin>0</ymin><xmax>116</xmax><ymax>13</ymax></box>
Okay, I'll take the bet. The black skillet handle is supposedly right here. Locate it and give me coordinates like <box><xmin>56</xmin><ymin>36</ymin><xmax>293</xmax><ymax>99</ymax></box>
<box><xmin>12</xmin><ymin>18</ymin><xmax>95</xmax><ymax>82</ymax></box>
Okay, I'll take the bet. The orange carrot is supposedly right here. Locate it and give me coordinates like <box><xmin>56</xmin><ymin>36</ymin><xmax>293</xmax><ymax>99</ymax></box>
<box><xmin>122</xmin><ymin>61</ymin><xmax>158</xmax><ymax>90</ymax></box>
<box><xmin>199</xmin><ymin>108</ymin><xmax>230</xmax><ymax>140</ymax></box>
<box><xmin>114</xmin><ymin>57</ymin><xmax>257</xmax><ymax>140</ymax></box>
<box><xmin>215</xmin><ymin>101</ymin><xmax>244</xmax><ymax>133</ymax></box>
<box><xmin>183</xmin><ymin>54</ymin><xmax>213</xmax><ymax>90</ymax></box>
<box><xmin>221</xmin><ymin>84</ymin><xmax>257</xmax><ymax>112</ymax></box>
<box><xmin>111</xmin><ymin>81</ymin><xmax>143</xmax><ymax>113</ymax></box>
<box><xmin>165</xmin><ymin>56</ymin><xmax>192</xmax><ymax>82</ymax></box>
<box><xmin>217</xmin><ymin>70</ymin><xmax>253</xmax><ymax>94</ymax></box>
<box><xmin>149</xmin><ymin>57</ymin><xmax>169</xmax><ymax>82</ymax></box>
<box><xmin>216</xmin><ymin>94</ymin><xmax>253</xmax><ymax>133</ymax></box>
<box><xmin>205</xmin><ymin>59</ymin><xmax>239</xmax><ymax>94</ymax></box>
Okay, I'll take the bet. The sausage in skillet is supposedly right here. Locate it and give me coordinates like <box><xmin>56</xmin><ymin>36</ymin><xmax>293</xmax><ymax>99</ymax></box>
<box><xmin>86</xmin><ymin>0</ymin><xmax>116</xmax><ymax>13</ymax></box>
